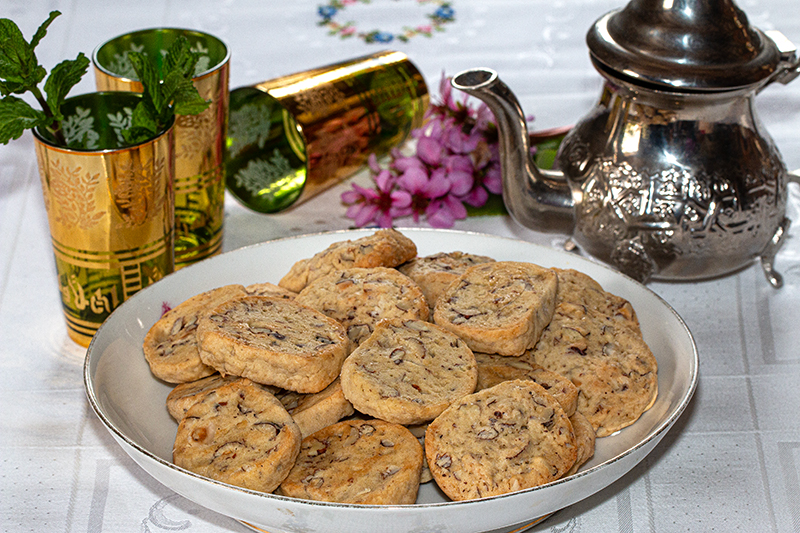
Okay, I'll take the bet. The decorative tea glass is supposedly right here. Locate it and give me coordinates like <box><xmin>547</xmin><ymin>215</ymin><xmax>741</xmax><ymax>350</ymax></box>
<box><xmin>225</xmin><ymin>50</ymin><xmax>428</xmax><ymax>213</ymax></box>
<box><xmin>93</xmin><ymin>28</ymin><xmax>230</xmax><ymax>268</ymax></box>
<box><xmin>33</xmin><ymin>92</ymin><xmax>175</xmax><ymax>347</ymax></box>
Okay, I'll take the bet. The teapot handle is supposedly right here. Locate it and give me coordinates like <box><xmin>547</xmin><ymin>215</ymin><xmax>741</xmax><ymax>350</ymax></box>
<box><xmin>762</xmin><ymin>30</ymin><xmax>800</xmax><ymax>89</ymax></box>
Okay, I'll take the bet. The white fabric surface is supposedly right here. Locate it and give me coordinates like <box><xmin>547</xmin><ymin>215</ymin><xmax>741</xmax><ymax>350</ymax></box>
<box><xmin>1</xmin><ymin>0</ymin><xmax>800</xmax><ymax>531</ymax></box>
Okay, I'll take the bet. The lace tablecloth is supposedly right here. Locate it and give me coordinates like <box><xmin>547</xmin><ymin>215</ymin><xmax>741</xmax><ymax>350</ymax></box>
<box><xmin>2</xmin><ymin>0</ymin><xmax>800</xmax><ymax>531</ymax></box>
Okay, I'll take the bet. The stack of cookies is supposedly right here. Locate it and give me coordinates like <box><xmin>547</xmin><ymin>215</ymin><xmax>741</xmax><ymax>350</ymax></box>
<box><xmin>143</xmin><ymin>228</ymin><xmax>657</xmax><ymax>504</ymax></box>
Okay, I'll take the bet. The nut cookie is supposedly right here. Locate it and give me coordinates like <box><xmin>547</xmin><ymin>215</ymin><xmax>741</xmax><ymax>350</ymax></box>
<box><xmin>433</xmin><ymin>261</ymin><xmax>558</xmax><ymax>356</ymax></box>
<box><xmin>296</xmin><ymin>267</ymin><xmax>429</xmax><ymax>347</ymax></box>
<box><xmin>425</xmin><ymin>379</ymin><xmax>577</xmax><ymax>501</ymax></box>
<box><xmin>173</xmin><ymin>378</ymin><xmax>301</xmax><ymax>493</ymax></box>
<box><xmin>398</xmin><ymin>251</ymin><xmax>495</xmax><ymax>312</ymax></box>
<box><xmin>553</xmin><ymin>268</ymin><xmax>639</xmax><ymax>332</ymax></box>
<box><xmin>340</xmin><ymin>318</ymin><xmax>478</xmax><ymax>425</ymax></box>
<box><xmin>143</xmin><ymin>284</ymin><xmax>247</xmax><ymax>383</ymax></box>
<box><xmin>197</xmin><ymin>295</ymin><xmax>349</xmax><ymax>394</ymax></box>
<box><xmin>278</xmin><ymin>419</ymin><xmax>424</xmax><ymax>505</ymax></box>
<box><xmin>245</xmin><ymin>281</ymin><xmax>297</xmax><ymax>300</ymax></box>
<box><xmin>275</xmin><ymin>378</ymin><xmax>354</xmax><ymax>438</ymax></box>
<box><xmin>279</xmin><ymin>229</ymin><xmax>417</xmax><ymax>293</ymax></box>
<box><xmin>473</xmin><ymin>351</ymin><xmax>578</xmax><ymax>417</ymax></box>
<box><xmin>526</xmin><ymin>302</ymin><xmax>658</xmax><ymax>437</ymax></box>
<box><xmin>564</xmin><ymin>411</ymin><xmax>595</xmax><ymax>477</ymax></box>
<box><xmin>166</xmin><ymin>373</ymin><xmax>254</xmax><ymax>421</ymax></box>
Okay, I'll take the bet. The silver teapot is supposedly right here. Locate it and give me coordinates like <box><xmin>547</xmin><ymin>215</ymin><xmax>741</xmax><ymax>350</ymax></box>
<box><xmin>453</xmin><ymin>0</ymin><xmax>800</xmax><ymax>286</ymax></box>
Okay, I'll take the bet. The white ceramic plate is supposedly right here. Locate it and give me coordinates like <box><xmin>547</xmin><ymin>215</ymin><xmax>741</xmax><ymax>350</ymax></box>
<box><xmin>84</xmin><ymin>228</ymin><xmax>698</xmax><ymax>533</ymax></box>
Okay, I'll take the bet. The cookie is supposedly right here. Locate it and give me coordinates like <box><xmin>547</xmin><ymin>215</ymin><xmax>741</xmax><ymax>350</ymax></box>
<box><xmin>275</xmin><ymin>378</ymin><xmax>354</xmax><ymax>438</ymax></box>
<box><xmin>245</xmin><ymin>281</ymin><xmax>297</xmax><ymax>300</ymax></box>
<box><xmin>526</xmin><ymin>302</ymin><xmax>658</xmax><ymax>437</ymax></box>
<box><xmin>278</xmin><ymin>419</ymin><xmax>424</xmax><ymax>505</ymax></box>
<box><xmin>143</xmin><ymin>284</ymin><xmax>247</xmax><ymax>383</ymax></box>
<box><xmin>425</xmin><ymin>379</ymin><xmax>577</xmax><ymax>501</ymax></box>
<box><xmin>564</xmin><ymin>411</ymin><xmax>595</xmax><ymax>477</ymax></box>
<box><xmin>398</xmin><ymin>251</ymin><xmax>495</xmax><ymax>312</ymax></box>
<box><xmin>197</xmin><ymin>295</ymin><xmax>350</xmax><ymax>393</ymax></box>
<box><xmin>295</xmin><ymin>267</ymin><xmax>429</xmax><ymax>347</ymax></box>
<box><xmin>553</xmin><ymin>268</ymin><xmax>639</xmax><ymax>331</ymax></box>
<box><xmin>473</xmin><ymin>351</ymin><xmax>578</xmax><ymax>417</ymax></box>
<box><xmin>166</xmin><ymin>373</ymin><xmax>253</xmax><ymax>421</ymax></box>
<box><xmin>279</xmin><ymin>229</ymin><xmax>417</xmax><ymax>293</ymax></box>
<box><xmin>340</xmin><ymin>318</ymin><xmax>478</xmax><ymax>425</ymax></box>
<box><xmin>433</xmin><ymin>261</ymin><xmax>558</xmax><ymax>356</ymax></box>
<box><xmin>172</xmin><ymin>378</ymin><xmax>301</xmax><ymax>493</ymax></box>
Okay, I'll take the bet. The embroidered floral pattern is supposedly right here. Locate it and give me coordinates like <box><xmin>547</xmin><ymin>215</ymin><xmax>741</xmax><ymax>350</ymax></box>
<box><xmin>318</xmin><ymin>0</ymin><xmax>455</xmax><ymax>43</ymax></box>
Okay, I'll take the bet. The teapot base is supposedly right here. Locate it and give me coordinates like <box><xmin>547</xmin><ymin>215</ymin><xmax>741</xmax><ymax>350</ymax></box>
<box><xmin>572</xmin><ymin>216</ymin><xmax>791</xmax><ymax>287</ymax></box>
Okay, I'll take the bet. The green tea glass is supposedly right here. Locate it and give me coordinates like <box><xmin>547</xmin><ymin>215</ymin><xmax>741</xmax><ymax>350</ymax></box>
<box><xmin>225</xmin><ymin>50</ymin><xmax>428</xmax><ymax>213</ymax></box>
<box><xmin>33</xmin><ymin>92</ymin><xmax>175</xmax><ymax>347</ymax></box>
<box><xmin>93</xmin><ymin>28</ymin><xmax>229</xmax><ymax>268</ymax></box>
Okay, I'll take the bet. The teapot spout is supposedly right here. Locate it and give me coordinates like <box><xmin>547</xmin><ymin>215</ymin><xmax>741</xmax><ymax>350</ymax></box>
<box><xmin>451</xmin><ymin>69</ymin><xmax>574</xmax><ymax>233</ymax></box>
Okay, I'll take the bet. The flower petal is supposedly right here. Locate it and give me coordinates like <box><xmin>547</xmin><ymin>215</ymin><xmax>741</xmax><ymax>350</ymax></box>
<box><xmin>417</xmin><ymin>136</ymin><xmax>443</xmax><ymax>166</ymax></box>
<box><xmin>397</xmin><ymin>166</ymin><xmax>429</xmax><ymax>194</ymax></box>
<box><xmin>443</xmin><ymin>194</ymin><xmax>468</xmax><ymax>219</ymax></box>
<box><xmin>427</xmin><ymin>168</ymin><xmax>452</xmax><ymax>198</ymax></box>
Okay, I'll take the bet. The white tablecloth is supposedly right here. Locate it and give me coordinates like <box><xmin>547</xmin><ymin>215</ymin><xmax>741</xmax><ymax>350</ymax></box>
<box><xmin>2</xmin><ymin>0</ymin><xmax>800</xmax><ymax>531</ymax></box>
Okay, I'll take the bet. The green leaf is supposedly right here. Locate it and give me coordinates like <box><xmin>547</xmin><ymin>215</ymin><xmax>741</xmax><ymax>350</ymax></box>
<box><xmin>0</xmin><ymin>19</ymin><xmax>33</xmax><ymax>82</ymax></box>
<box><xmin>162</xmin><ymin>71</ymin><xmax>209</xmax><ymax>116</ymax></box>
<box><xmin>43</xmin><ymin>52</ymin><xmax>90</xmax><ymax>122</ymax></box>
<box><xmin>0</xmin><ymin>95</ymin><xmax>48</xmax><ymax>144</ymax></box>
<box><xmin>465</xmin><ymin>193</ymin><xmax>507</xmax><ymax>217</ymax></box>
<box><xmin>29</xmin><ymin>11</ymin><xmax>61</xmax><ymax>50</ymax></box>
<box><xmin>0</xmin><ymin>79</ymin><xmax>25</xmax><ymax>96</ymax></box>
<box><xmin>162</xmin><ymin>36</ymin><xmax>196</xmax><ymax>79</ymax></box>
<box><xmin>0</xmin><ymin>14</ymin><xmax>53</xmax><ymax>89</ymax></box>
<box><xmin>128</xmin><ymin>51</ymin><xmax>164</xmax><ymax>114</ymax></box>
<box><xmin>122</xmin><ymin>36</ymin><xmax>210</xmax><ymax>140</ymax></box>
<box><xmin>123</xmin><ymin>100</ymin><xmax>159</xmax><ymax>145</ymax></box>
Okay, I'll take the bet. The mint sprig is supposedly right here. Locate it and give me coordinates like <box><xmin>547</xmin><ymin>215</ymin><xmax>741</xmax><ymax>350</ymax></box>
<box><xmin>0</xmin><ymin>11</ymin><xmax>88</xmax><ymax>145</ymax></box>
<box><xmin>0</xmin><ymin>12</ymin><xmax>210</xmax><ymax>148</ymax></box>
<box><xmin>123</xmin><ymin>36</ymin><xmax>211</xmax><ymax>145</ymax></box>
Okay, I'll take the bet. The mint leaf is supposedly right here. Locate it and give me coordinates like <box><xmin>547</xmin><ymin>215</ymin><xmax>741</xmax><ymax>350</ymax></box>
<box><xmin>29</xmin><ymin>11</ymin><xmax>61</xmax><ymax>50</ymax></box>
<box><xmin>1</xmin><ymin>11</ymin><xmax>77</xmax><ymax>146</ymax></box>
<box><xmin>163</xmin><ymin>71</ymin><xmax>209</xmax><ymax>116</ymax></box>
<box><xmin>123</xmin><ymin>35</ymin><xmax>210</xmax><ymax>142</ymax></box>
<box><xmin>0</xmin><ymin>95</ymin><xmax>48</xmax><ymax>143</ymax></box>
<box><xmin>128</xmin><ymin>51</ymin><xmax>166</xmax><ymax>116</ymax></box>
<box><xmin>0</xmin><ymin>11</ymin><xmax>58</xmax><ymax>94</ymax></box>
<box><xmin>122</xmin><ymin>100</ymin><xmax>159</xmax><ymax>145</ymax></box>
<box><xmin>44</xmin><ymin>53</ymin><xmax>90</xmax><ymax>122</ymax></box>
<box><xmin>162</xmin><ymin>36</ymin><xmax>196</xmax><ymax>79</ymax></box>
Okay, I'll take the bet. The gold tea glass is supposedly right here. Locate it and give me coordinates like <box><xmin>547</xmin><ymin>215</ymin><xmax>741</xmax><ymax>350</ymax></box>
<box><xmin>33</xmin><ymin>92</ymin><xmax>175</xmax><ymax>347</ymax></box>
<box><xmin>225</xmin><ymin>50</ymin><xmax>428</xmax><ymax>213</ymax></box>
<box><xmin>93</xmin><ymin>28</ymin><xmax>230</xmax><ymax>268</ymax></box>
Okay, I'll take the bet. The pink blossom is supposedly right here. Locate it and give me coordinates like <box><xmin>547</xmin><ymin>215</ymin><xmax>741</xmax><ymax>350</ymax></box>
<box><xmin>342</xmin><ymin>167</ymin><xmax>412</xmax><ymax>228</ymax></box>
<box><xmin>416</xmin><ymin>136</ymin><xmax>444</xmax><ymax>166</ymax></box>
<box><xmin>426</xmin><ymin>195</ymin><xmax>468</xmax><ymax>228</ymax></box>
<box><xmin>341</xmin><ymin>72</ymin><xmax>533</xmax><ymax>229</ymax></box>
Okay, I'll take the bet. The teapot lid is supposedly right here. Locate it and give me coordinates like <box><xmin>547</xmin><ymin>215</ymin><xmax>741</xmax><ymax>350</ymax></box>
<box><xmin>586</xmin><ymin>0</ymin><xmax>782</xmax><ymax>91</ymax></box>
